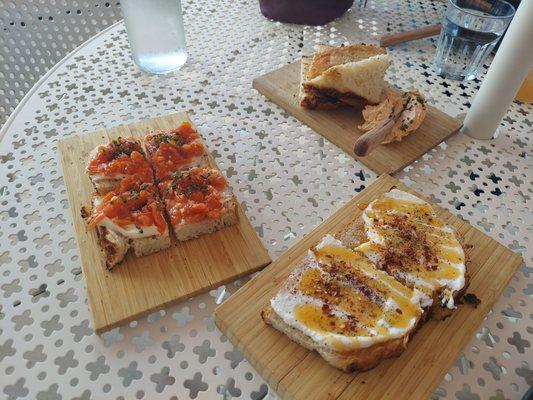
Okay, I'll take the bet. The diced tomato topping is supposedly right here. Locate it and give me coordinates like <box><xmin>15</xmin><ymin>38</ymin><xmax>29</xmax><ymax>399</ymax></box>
<box><xmin>101</xmin><ymin>191</ymin><xmax>116</xmax><ymax>203</ymax></box>
<box><xmin>88</xmin><ymin>181</ymin><xmax>167</xmax><ymax>233</ymax></box>
<box><xmin>161</xmin><ymin>167</ymin><xmax>229</xmax><ymax>225</ymax></box>
<box><xmin>181</xmin><ymin>141</ymin><xmax>204</xmax><ymax>157</ymax></box>
<box><xmin>208</xmin><ymin>173</ymin><xmax>227</xmax><ymax>191</ymax></box>
<box><xmin>87</xmin><ymin>138</ymin><xmax>154</xmax><ymax>183</ymax></box>
<box><xmin>207</xmin><ymin>210</ymin><xmax>223</xmax><ymax>220</ymax></box>
<box><xmin>144</xmin><ymin>123</ymin><xmax>206</xmax><ymax>181</ymax></box>
<box><xmin>115</xmin><ymin>218</ymin><xmax>134</xmax><ymax>227</ymax></box>
<box><xmin>150</xmin><ymin>203</ymin><xmax>167</xmax><ymax>233</ymax></box>
<box><xmin>135</xmin><ymin>214</ymin><xmax>152</xmax><ymax>227</ymax></box>
<box><xmin>88</xmin><ymin>212</ymin><xmax>106</xmax><ymax>229</ymax></box>
<box><xmin>189</xmin><ymin>190</ymin><xmax>205</xmax><ymax>203</ymax></box>
<box><xmin>184</xmin><ymin>213</ymin><xmax>207</xmax><ymax>223</ymax></box>
<box><xmin>169</xmin><ymin>208</ymin><xmax>182</xmax><ymax>226</ymax></box>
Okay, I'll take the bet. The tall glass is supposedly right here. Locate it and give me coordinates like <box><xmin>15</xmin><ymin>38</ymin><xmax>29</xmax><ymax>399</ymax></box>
<box><xmin>434</xmin><ymin>0</ymin><xmax>515</xmax><ymax>81</ymax></box>
<box><xmin>121</xmin><ymin>0</ymin><xmax>188</xmax><ymax>74</ymax></box>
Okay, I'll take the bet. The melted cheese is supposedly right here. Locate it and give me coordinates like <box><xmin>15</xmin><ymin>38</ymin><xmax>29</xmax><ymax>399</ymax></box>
<box><xmin>270</xmin><ymin>244</ymin><xmax>423</xmax><ymax>351</ymax></box>
<box><xmin>97</xmin><ymin>218</ymin><xmax>161</xmax><ymax>239</ymax></box>
<box><xmin>361</xmin><ymin>189</ymin><xmax>466</xmax><ymax>308</ymax></box>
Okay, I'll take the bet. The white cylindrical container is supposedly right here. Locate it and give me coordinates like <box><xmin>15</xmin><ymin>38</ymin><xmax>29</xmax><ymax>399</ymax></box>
<box><xmin>121</xmin><ymin>0</ymin><xmax>188</xmax><ymax>74</ymax></box>
<box><xmin>461</xmin><ymin>0</ymin><xmax>533</xmax><ymax>140</ymax></box>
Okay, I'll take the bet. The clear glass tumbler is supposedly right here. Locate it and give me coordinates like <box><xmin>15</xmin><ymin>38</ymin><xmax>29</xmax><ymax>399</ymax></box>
<box><xmin>121</xmin><ymin>0</ymin><xmax>188</xmax><ymax>74</ymax></box>
<box><xmin>434</xmin><ymin>0</ymin><xmax>515</xmax><ymax>81</ymax></box>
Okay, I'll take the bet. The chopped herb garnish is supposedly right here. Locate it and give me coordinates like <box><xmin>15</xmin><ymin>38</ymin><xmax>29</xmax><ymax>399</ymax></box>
<box><xmin>184</xmin><ymin>183</ymin><xmax>208</xmax><ymax>196</ymax></box>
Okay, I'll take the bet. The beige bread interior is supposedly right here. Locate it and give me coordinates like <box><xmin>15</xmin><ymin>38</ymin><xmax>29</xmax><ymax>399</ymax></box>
<box><xmin>299</xmin><ymin>44</ymin><xmax>390</xmax><ymax>109</ymax></box>
<box><xmin>131</xmin><ymin>230</ymin><xmax>171</xmax><ymax>257</ymax></box>
<box><xmin>304</xmin><ymin>54</ymin><xmax>391</xmax><ymax>105</ymax></box>
<box><xmin>173</xmin><ymin>194</ymin><xmax>238</xmax><ymax>241</ymax></box>
<box><xmin>299</xmin><ymin>56</ymin><xmax>344</xmax><ymax>110</ymax></box>
<box><xmin>262</xmin><ymin>304</ymin><xmax>409</xmax><ymax>372</ymax></box>
<box><xmin>95</xmin><ymin>225</ymin><xmax>171</xmax><ymax>270</ymax></box>
<box><xmin>307</xmin><ymin>44</ymin><xmax>387</xmax><ymax>80</ymax></box>
<box><xmin>95</xmin><ymin>226</ymin><xmax>130</xmax><ymax>270</ymax></box>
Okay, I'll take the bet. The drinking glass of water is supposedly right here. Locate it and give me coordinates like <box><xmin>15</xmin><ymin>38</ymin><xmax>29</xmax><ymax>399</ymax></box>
<box><xmin>121</xmin><ymin>0</ymin><xmax>188</xmax><ymax>74</ymax></box>
<box><xmin>434</xmin><ymin>0</ymin><xmax>515</xmax><ymax>81</ymax></box>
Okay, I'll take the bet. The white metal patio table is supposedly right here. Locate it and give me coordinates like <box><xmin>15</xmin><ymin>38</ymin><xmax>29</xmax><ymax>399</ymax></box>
<box><xmin>0</xmin><ymin>0</ymin><xmax>531</xmax><ymax>399</ymax></box>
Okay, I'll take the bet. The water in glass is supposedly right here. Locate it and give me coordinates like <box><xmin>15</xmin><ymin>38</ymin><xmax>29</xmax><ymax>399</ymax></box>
<box><xmin>121</xmin><ymin>0</ymin><xmax>187</xmax><ymax>74</ymax></box>
<box><xmin>434</xmin><ymin>0</ymin><xmax>515</xmax><ymax>81</ymax></box>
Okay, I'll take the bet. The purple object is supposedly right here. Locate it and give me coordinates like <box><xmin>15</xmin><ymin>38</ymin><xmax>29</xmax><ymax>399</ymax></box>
<box><xmin>259</xmin><ymin>0</ymin><xmax>354</xmax><ymax>25</ymax></box>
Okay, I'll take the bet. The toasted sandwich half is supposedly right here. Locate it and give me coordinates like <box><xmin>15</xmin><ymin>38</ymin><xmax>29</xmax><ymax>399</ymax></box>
<box><xmin>86</xmin><ymin>137</ymin><xmax>154</xmax><ymax>195</ymax></box>
<box><xmin>158</xmin><ymin>167</ymin><xmax>238</xmax><ymax>241</ymax></box>
<box><xmin>84</xmin><ymin>177</ymin><xmax>170</xmax><ymax>270</ymax></box>
<box><xmin>300</xmin><ymin>44</ymin><xmax>390</xmax><ymax>110</ymax></box>
<box><xmin>144</xmin><ymin>121</ymin><xmax>209</xmax><ymax>182</ymax></box>
<box><xmin>263</xmin><ymin>236</ymin><xmax>424</xmax><ymax>372</ymax></box>
<box><xmin>336</xmin><ymin>189</ymin><xmax>468</xmax><ymax>319</ymax></box>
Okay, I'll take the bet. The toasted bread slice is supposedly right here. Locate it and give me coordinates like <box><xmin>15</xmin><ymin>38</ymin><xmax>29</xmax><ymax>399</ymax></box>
<box><xmin>304</xmin><ymin>54</ymin><xmax>391</xmax><ymax>105</ymax></box>
<box><xmin>299</xmin><ymin>55</ymin><xmax>344</xmax><ymax>110</ymax></box>
<box><xmin>299</xmin><ymin>44</ymin><xmax>389</xmax><ymax>109</ymax></box>
<box><xmin>85</xmin><ymin>180</ymin><xmax>171</xmax><ymax>270</ymax></box>
<box><xmin>86</xmin><ymin>137</ymin><xmax>154</xmax><ymax>195</ymax></box>
<box><xmin>335</xmin><ymin>189</ymin><xmax>468</xmax><ymax>319</ymax></box>
<box><xmin>172</xmin><ymin>193</ymin><xmax>237</xmax><ymax>241</ymax></box>
<box><xmin>307</xmin><ymin>44</ymin><xmax>387</xmax><ymax>80</ymax></box>
<box><xmin>262</xmin><ymin>304</ymin><xmax>407</xmax><ymax>372</ymax></box>
<box><xmin>263</xmin><ymin>243</ymin><xmax>424</xmax><ymax>372</ymax></box>
<box><xmin>158</xmin><ymin>167</ymin><xmax>238</xmax><ymax>241</ymax></box>
<box><xmin>144</xmin><ymin>122</ymin><xmax>209</xmax><ymax>182</ymax></box>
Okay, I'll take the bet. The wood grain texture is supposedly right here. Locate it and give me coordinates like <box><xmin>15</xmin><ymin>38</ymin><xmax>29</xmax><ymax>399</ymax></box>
<box><xmin>58</xmin><ymin>112</ymin><xmax>271</xmax><ymax>334</ymax></box>
<box><xmin>253</xmin><ymin>62</ymin><xmax>463</xmax><ymax>174</ymax></box>
<box><xmin>214</xmin><ymin>174</ymin><xmax>523</xmax><ymax>400</ymax></box>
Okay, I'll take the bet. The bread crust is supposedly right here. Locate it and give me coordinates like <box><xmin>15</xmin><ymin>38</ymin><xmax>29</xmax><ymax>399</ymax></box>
<box><xmin>95</xmin><ymin>226</ymin><xmax>130</xmax><ymax>270</ymax></box>
<box><xmin>299</xmin><ymin>44</ymin><xmax>390</xmax><ymax>109</ymax></box>
<box><xmin>307</xmin><ymin>44</ymin><xmax>387</xmax><ymax>80</ymax></box>
<box><xmin>172</xmin><ymin>195</ymin><xmax>238</xmax><ymax>241</ymax></box>
<box><xmin>262</xmin><ymin>304</ymin><xmax>409</xmax><ymax>372</ymax></box>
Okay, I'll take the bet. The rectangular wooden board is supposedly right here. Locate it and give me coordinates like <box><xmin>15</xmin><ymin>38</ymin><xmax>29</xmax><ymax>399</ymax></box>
<box><xmin>214</xmin><ymin>174</ymin><xmax>523</xmax><ymax>400</ymax></box>
<box><xmin>253</xmin><ymin>62</ymin><xmax>463</xmax><ymax>174</ymax></box>
<box><xmin>58</xmin><ymin>112</ymin><xmax>271</xmax><ymax>334</ymax></box>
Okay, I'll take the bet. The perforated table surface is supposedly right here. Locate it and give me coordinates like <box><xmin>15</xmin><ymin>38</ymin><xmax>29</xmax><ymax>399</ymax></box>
<box><xmin>0</xmin><ymin>1</ymin><xmax>531</xmax><ymax>399</ymax></box>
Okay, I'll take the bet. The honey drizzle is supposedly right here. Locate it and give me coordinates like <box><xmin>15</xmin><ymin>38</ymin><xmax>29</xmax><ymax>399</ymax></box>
<box><xmin>293</xmin><ymin>245</ymin><xmax>422</xmax><ymax>346</ymax></box>
<box><xmin>364</xmin><ymin>194</ymin><xmax>465</xmax><ymax>292</ymax></box>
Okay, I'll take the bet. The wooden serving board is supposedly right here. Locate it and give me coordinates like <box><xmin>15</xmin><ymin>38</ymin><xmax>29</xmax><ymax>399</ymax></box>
<box><xmin>253</xmin><ymin>62</ymin><xmax>462</xmax><ymax>174</ymax></box>
<box><xmin>214</xmin><ymin>174</ymin><xmax>523</xmax><ymax>400</ymax></box>
<box><xmin>58</xmin><ymin>112</ymin><xmax>271</xmax><ymax>334</ymax></box>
